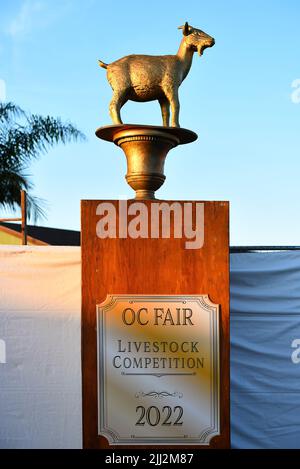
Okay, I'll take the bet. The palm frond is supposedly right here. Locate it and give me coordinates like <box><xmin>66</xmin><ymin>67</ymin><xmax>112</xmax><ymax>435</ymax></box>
<box><xmin>0</xmin><ymin>102</ymin><xmax>86</xmax><ymax>222</ymax></box>
<box><xmin>1</xmin><ymin>115</ymin><xmax>86</xmax><ymax>167</ymax></box>
<box><xmin>0</xmin><ymin>169</ymin><xmax>31</xmax><ymax>205</ymax></box>
<box><xmin>0</xmin><ymin>102</ymin><xmax>25</xmax><ymax>123</ymax></box>
<box><xmin>26</xmin><ymin>194</ymin><xmax>48</xmax><ymax>222</ymax></box>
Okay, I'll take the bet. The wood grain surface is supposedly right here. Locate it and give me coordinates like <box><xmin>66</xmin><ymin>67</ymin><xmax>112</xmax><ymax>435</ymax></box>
<box><xmin>81</xmin><ymin>200</ymin><xmax>230</xmax><ymax>449</ymax></box>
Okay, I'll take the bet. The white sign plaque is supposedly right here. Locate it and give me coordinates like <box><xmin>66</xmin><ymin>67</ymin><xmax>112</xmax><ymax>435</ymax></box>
<box><xmin>97</xmin><ymin>294</ymin><xmax>220</xmax><ymax>445</ymax></box>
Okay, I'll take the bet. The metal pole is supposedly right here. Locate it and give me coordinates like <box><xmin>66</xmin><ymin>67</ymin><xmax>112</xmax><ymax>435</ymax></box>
<box><xmin>230</xmin><ymin>246</ymin><xmax>300</xmax><ymax>253</ymax></box>
<box><xmin>21</xmin><ymin>190</ymin><xmax>27</xmax><ymax>245</ymax></box>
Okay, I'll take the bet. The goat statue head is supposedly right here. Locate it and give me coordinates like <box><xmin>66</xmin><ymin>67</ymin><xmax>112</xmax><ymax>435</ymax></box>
<box><xmin>178</xmin><ymin>22</ymin><xmax>215</xmax><ymax>56</ymax></box>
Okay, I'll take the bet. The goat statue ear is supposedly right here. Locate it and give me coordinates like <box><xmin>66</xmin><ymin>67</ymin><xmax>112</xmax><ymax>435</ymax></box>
<box><xmin>183</xmin><ymin>22</ymin><xmax>190</xmax><ymax>36</ymax></box>
<box><xmin>178</xmin><ymin>22</ymin><xmax>190</xmax><ymax>36</ymax></box>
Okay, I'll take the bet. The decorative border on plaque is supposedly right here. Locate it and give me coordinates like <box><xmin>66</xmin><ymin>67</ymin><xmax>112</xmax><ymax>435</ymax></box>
<box><xmin>97</xmin><ymin>294</ymin><xmax>220</xmax><ymax>445</ymax></box>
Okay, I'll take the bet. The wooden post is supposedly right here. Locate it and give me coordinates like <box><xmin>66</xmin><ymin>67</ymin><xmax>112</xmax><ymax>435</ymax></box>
<box><xmin>81</xmin><ymin>200</ymin><xmax>230</xmax><ymax>449</ymax></box>
<box><xmin>21</xmin><ymin>190</ymin><xmax>27</xmax><ymax>246</ymax></box>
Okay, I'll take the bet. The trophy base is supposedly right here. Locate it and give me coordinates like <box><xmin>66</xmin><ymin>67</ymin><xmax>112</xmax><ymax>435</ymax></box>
<box><xmin>96</xmin><ymin>124</ymin><xmax>198</xmax><ymax>199</ymax></box>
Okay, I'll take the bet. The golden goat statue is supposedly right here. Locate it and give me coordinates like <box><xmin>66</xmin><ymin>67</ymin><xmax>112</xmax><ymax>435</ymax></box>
<box><xmin>98</xmin><ymin>22</ymin><xmax>215</xmax><ymax>127</ymax></box>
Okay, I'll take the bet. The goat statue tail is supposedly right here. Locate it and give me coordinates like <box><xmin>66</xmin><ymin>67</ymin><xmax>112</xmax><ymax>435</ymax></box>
<box><xmin>98</xmin><ymin>59</ymin><xmax>108</xmax><ymax>69</ymax></box>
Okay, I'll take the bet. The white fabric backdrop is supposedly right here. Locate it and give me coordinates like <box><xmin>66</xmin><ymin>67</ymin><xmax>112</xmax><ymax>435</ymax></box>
<box><xmin>231</xmin><ymin>251</ymin><xmax>300</xmax><ymax>449</ymax></box>
<box><xmin>0</xmin><ymin>246</ymin><xmax>81</xmax><ymax>449</ymax></box>
<box><xmin>1</xmin><ymin>246</ymin><xmax>300</xmax><ymax>448</ymax></box>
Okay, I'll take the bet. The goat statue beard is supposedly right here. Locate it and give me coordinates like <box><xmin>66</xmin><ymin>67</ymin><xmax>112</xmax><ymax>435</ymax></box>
<box><xmin>197</xmin><ymin>44</ymin><xmax>210</xmax><ymax>56</ymax></box>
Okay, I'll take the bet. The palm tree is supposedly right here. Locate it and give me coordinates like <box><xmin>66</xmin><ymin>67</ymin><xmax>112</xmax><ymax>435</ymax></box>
<box><xmin>0</xmin><ymin>102</ymin><xmax>85</xmax><ymax>221</ymax></box>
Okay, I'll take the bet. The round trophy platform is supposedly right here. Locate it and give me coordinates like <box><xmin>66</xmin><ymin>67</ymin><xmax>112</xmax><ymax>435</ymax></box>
<box><xmin>96</xmin><ymin>124</ymin><xmax>198</xmax><ymax>199</ymax></box>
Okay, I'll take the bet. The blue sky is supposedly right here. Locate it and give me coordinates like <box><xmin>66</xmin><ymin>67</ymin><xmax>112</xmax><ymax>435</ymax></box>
<box><xmin>0</xmin><ymin>0</ymin><xmax>300</xmax><ymax>245</ymax></box>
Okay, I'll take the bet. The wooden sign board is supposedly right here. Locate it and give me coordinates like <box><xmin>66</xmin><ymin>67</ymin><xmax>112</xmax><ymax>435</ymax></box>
<box><xmin>81</xmin><ymin>200</ymin><xmax>230</xmax><ymax>449</ymax></box>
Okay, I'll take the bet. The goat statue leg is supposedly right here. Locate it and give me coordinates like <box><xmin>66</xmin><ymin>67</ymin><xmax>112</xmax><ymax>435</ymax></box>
<box><xmin>109</xmin><ymin>91</ymin><xmax>127</xmax><ymax>125</ymax></box>
<box><xmin>164</xmin><ymin>88</ymin><xmax>180</xmax><ymax>127</ymax></box>
<box><xmin>159</xmin><ymin>96</ymin><xmax>170</xmax><ymax>127</ymax></box>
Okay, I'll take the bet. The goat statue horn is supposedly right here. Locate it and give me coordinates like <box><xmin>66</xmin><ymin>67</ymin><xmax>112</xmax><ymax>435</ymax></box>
<box><xmin>183</xmin><ymin>22</ymin><xmax>190</xmax><ymax>36</ymax></box>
